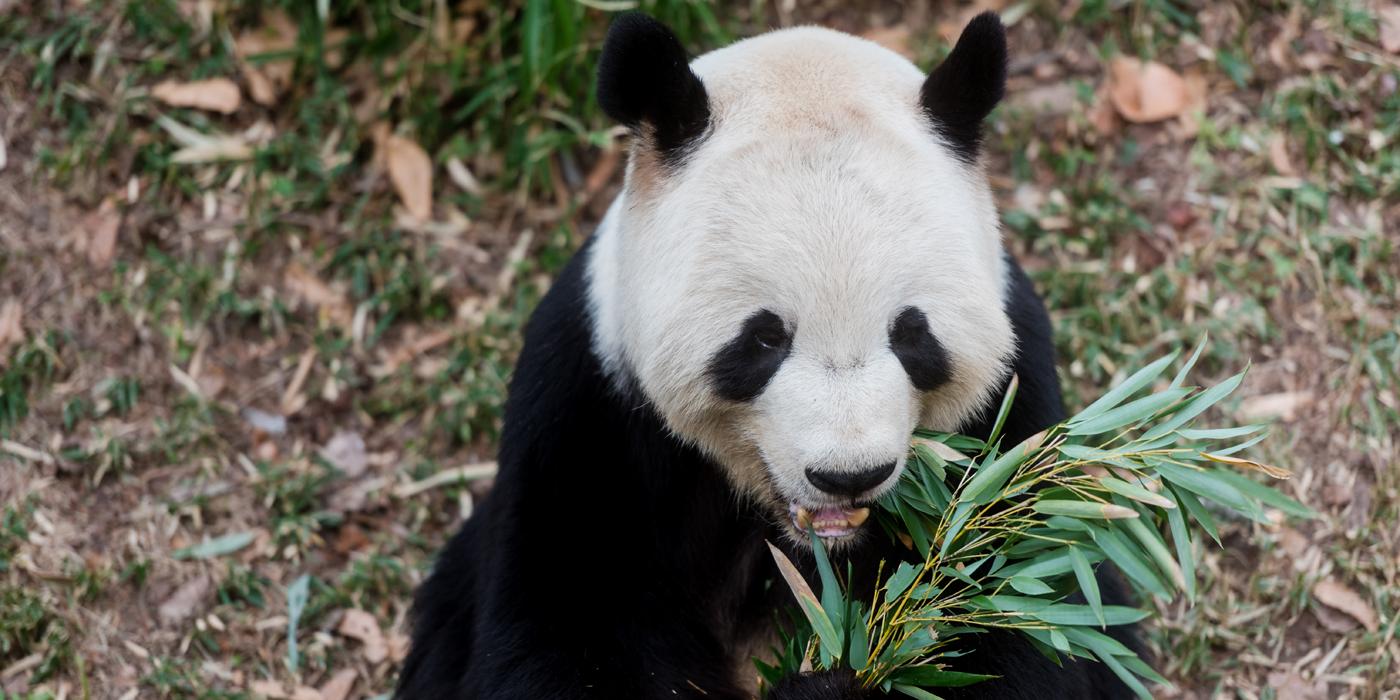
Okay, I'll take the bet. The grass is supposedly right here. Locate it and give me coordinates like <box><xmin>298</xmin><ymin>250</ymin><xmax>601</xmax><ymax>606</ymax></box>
<box><xmin>0</xmin><ymin>0</ymin><xmax>1396</xmax><ymax>697</ymax></box>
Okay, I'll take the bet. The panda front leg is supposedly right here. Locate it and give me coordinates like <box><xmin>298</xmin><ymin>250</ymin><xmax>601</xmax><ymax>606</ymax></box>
<box><xmin>767</xmin><ymin>669</ymin><xmax>870</xmax><ymax>700</ymax></box>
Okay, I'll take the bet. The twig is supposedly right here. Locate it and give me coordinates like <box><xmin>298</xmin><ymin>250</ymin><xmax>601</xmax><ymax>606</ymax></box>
<box><xmin>394</xmin><ymin>462</ymin><xmax>498</xmax><ymax>498</ymax></box>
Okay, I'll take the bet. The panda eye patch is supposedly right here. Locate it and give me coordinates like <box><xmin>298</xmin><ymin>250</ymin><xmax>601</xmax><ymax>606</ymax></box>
<box><xmin>890</xmin><ymin>307</ymin><xmax>952</xmax><ymax>392</ymax></box>
<box><xmin>707</xmin><ymin>310</ymin><xmax>792</xmax><ymax>402</ymax></box>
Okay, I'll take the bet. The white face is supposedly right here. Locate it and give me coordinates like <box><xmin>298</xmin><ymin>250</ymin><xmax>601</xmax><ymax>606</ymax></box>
<box><xmin>588</xmin><ymin>27</ymin><xmax>1016</xmax><ymax>544</ymax></box>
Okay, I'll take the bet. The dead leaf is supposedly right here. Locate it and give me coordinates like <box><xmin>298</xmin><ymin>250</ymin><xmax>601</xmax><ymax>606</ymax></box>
<box><xmin>317</xmin><ymin>669</ymin><xmax>357</xmax><ymax>700</ymax></box>
<box><xmin>1380</xmin><ymin>6</ymin><xmax>1400</xmax><ymax>54</ymax></box>
<box><xmin>860</xmin><ymin>26</ymin><xmax>913</xmax><ymax>59</ymax></box>
<box><xmin>1312</xmin><ymin>578</ymin><xmax>1379</xmax><ymax>632</ymax></box>
<box><xmin>152</xmin><ymin>78</ymin><xmax>242</xmax><ymax>114</ymax></box>
<box><xmin>1269</xmin><ymin>135</ymin><xmax>1297</xmax><ymax>176</ymax></box>
<box><xmin>284</xmin><ymin>262</ymin><xmax>352</xmax><ymax>327</ymax></box>
<box><xmin>82</xmin><ymin>199</ymin><xmax>122</xmax><ymax>268</ymax></box>
<box><xmin>158</xmin><ymin>574</ymin><xmax>212</xmax><ymax>625</ymax></box>
<box><xmin>1088</xmin><ymin>87</ymin><xmax>1120</xmax><ymax>136</ymax></box>
<box><xmin>319</xmin><ymin>431</ymin><xmax>367</xmax><ymax>478</ymax></box>
<box><xmin>336</xmin><ymin>608</ymin><xmax>387</xmax><ymax>663</ymax></box>
<box><xmin>1202</xmin><ymin>452</ymin><xmax>1293</xmax><ymax>480</ymax></box>
<box><xmin>387</xmin><ymin>632</ymin><xmax>410</xmax><ymax>663</ymax></box>
<box><xmin>236</xmin><ymin>11</ymin><xmax>298</xmax><ymax>106</ymax></box>
<box><xmin>1106</xmin><ymin>57</ymin><xmax>1189</xmax><ymax>123</ymax></box>
<box><xmin>766</xmin><ymin>541</ymin><xmax>821</xmax><ymax>613</ymax></box>
<box><xmin>1239</xmin><ymin>390</ymin><xmax>1314</xmax><ymax>421</ymax></box>
<box><xmin>0</xmin><ymin>300</ymin><xmax>22</xmax><ymax>354</ymax></box>
<box><xmin>1267</xmin><ymin>671</ymin><xmax>1328</xmax><ymax>700</ymax></box>
<box><xmin>385</xmin><ymin>135</ymin><xmax>434</xmax><ymax>221</ymax></box>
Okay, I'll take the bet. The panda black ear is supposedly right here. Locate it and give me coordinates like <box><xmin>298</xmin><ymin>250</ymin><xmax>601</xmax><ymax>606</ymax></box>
<box><xmin>919</xmin><ymin>12</ymin><xmax>1007</xmax><ymax>163</ymax></box>
<box><xmin>596</xmin><ymin>12</ymin><xmax>711</xmax><ymax>162</ymax></box>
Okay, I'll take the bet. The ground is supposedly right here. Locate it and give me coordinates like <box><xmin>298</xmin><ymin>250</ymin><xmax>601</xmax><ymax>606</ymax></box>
<box><xmin>0</xmin><ymin>0</ymin><xmax>1396</xmax><ymax>698</ymax></box>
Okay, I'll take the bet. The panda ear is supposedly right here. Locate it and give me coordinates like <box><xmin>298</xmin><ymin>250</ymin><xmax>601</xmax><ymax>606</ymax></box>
<box><xmin>919</xmin><ymin>12</ymin><xmax>1007</xmax><ymax>163</ymax></box>
<box><xmin>596</xmin><ymin>12</ymin><xmax>711</xmax><ymax>162</ymax></box>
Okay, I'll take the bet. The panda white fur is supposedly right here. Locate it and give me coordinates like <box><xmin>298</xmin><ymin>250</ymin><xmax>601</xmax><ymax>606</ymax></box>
<box><xmin>400</xmin><ymin>12</ymin><xmax>1143</xmax><ymax>699</ymax></box>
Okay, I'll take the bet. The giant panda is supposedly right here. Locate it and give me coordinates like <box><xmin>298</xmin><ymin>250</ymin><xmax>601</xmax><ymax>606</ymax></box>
<box><xmin>399</xmin><ymin>11</ymin><xmax>1143</xmax><ymax>699</ymax></box>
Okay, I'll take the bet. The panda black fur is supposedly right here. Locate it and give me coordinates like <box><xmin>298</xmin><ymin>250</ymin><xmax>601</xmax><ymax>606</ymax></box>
<box><xmin>399</xmin><ymin>12</ymin><xmax>1144</xmax><ymax>699</ymax></box>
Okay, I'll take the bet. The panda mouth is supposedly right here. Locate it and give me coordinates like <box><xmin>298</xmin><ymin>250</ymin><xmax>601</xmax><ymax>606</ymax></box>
<box><xmin>788</xmin><ymin>503</ymin><xmax>871</xmax><ymax>539</ymax></box>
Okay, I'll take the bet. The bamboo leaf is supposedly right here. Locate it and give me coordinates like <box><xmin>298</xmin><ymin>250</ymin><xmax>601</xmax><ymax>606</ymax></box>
<box><xmin>1210</xmin><ymin>469</ymin><xmax>1316</xmax><ymax>518</ymax></box>
<box><xmin>1033</xmin><ymin>500</ymin><xmax>1140</xmax><ymax>520</ymax></box>
<box><xmin>1169</xmin><ymin>335</ymin><xmax>1208</xmax><ymax>389</ymax></box>
<box><xmin>893</xmin><ymin>684</ymin><xmax>947</xmax><ymax>700</ymax></box>
<box><xmin>767</xmin><ymin>542</ymin><xmax>841</xmax><ymax>659</ymax></box>
<box><xmin>1165</xmin><ymin>492</ymin><xmax>1197</xmax><ymax>600</ymax></box>
<box><xmin>962</xmin><ymin>444</ymin><xmax>1031</xmax><ymax>505</ymax></box>
<box><xmin>1067</xmin><ymin>388</ymin><xmax>1191</xmax><ymax>436</ymax></box>
<box><xmin>1009</xmin><ymin>576</ymin><xmax>1054</xmax><ymax>595</ymax></box>
<box><xmin>985</xmin><ymin>373</ymin><xmax>1020</xmax><ymax>447</ymax></box>
<box><xmin>1124</xmin><ymin>511</ymin><xmax>1186</xmax><ymax>592</ymax></box>
<box><xmin>1154</xmin><ymin>463</ymin><xmax>1262</xmax><ymax>520</ymax></box>
<box><xmin>1099</xmin><ymin>477</ymin><xmax>1175</xmax><ymax>509</ymax></box>
<box><xmin>1070</xmin><ymin>351</ymin><xmax>1179</xmax><ymax>425</ymax></box>
<box><xmin>885</xmin><ymin>561</ymin><xmax>920</xmax><ymax>600</ymax></box>
<box><xmin>809</xmin><ymin>532</ymin><xmax>845</xmax><ymax>639</ymax></box>
<box><xmin>1069</xmin><ymin>546</ymin><xmax>1106</xmax><ymax>628</ymax></box>
<box><xmin>1170</xmin><ymin>485</ymin><xmax>1220</xmax><ymax>545</ymax></box>
<box><xmin>1141</xmin><ymin>371</ymin><xmax>1246</xmax><ymax>441</ymax></box>
<box><xmin>890</xmin><ymin>666</ymin><xmax>997</xmax><ymax>687</ymax></box>
<box><xmin>1088</xmin><ymin>526</ymin><xmax>1170</xmax><ymax>599</ymax></box>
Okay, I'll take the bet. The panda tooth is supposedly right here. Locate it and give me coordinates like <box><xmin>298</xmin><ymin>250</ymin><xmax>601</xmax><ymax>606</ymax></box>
<box><xmin>846</xmin><ymin>507</ymin><xmax>870</xmax><ymax>527</ymax></box>
<box><xmin>795</xmin><ymin>507</ymin><xmax>813</xmax><ymax>529</ymax></box>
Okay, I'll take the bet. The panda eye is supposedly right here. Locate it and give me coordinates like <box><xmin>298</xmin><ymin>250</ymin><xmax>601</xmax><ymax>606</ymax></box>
<box><xmin>707</xmin><ymin>310</ymin><xmax>793</xmax><ymax>402</ymax></box>
<box><xmin>752</xmin><ymin>324</ymin><xmax>789</xmax><ymax>351</ymax></box>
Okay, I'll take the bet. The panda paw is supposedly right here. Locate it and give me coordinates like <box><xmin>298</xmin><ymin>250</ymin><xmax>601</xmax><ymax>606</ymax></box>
<box><xmin>767</xmin><ymin>669</ymin><xmax>870</xmax><ymax>700</ymax></box>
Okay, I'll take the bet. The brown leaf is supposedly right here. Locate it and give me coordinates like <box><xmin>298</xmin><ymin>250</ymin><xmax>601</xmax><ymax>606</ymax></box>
<box><xmin>1269</xmin><ymin>134</ymin><xmax>1297</xmax><ymax>176</ymax></box>
<box><xmin>766</xmin><ymin>541</ymin><xmax>821</xmax><ymax>612</ymax></box>
<box><xmin>1202</xmin><ymin>452</ymin><xmax>1293</xmax><ymax>480</ymax></box>
<box><xmin>152</xmin><ymin>78</ymin><xmax>242</xmax><ymax>114</ymax></box>
<box><xmin>1380</xmin><ymin>6</ymin><xmax>1400</xmax><ymax>54</ymax></box>
<box><xmin>385</xmin><ymin>135</ymin><xmax>434</xmax><ymax>221</ymax></box>
<box><xmin>235</xmin><ymin>11</ymin><xmax>298</xmax><ymax>106</ymax></box>
<box><xmin>319</xmin><ymin>431</ymin><xmax>367</xmax><ymax>478</ymax></box>
<box><xmin>1312</xmin><ymin>578</ymin><xmax>1379</xmax><ymax>631</ymax></box>
<box><xmin>0</xmin><ymin>299</ymin><xmax>23</xmax><ymax>355</ymax></box>
<box><xmin>336</xmin><ymin>608</ymin><xmax>388</xmax><ymax>663</ymax></box>
<box><xmin>1238</xmin><ymin>390</ymin><xmax>1313</xmax><ymax>422</ymax></box>
<box><xmin>1106</xmin><ymin>57</ymin><xmax>1189</xmax><ymax>123</ymax></box>
<box><xmin>317</xmin><ymin>669</ymin><xmax>357</xmax><ymax>700</ymax></box>
<box><xmin>158</xmin><ymin>574</ymin><xmax>212</xmax><ymax>625</ymax></box>
<box><xmin>1267</xmin><ymin>671</ymin><xmax>1328</xmax><ymax>700</ymax></box>
<box><xmin>83</xmin><ymin>199</ymin><xmax>122</xmax><ymax>268</ymax></box>
<box><xmin>284</xmin><ymin>262</ymin><xmax>352</xmax><ymax>327</ymax></box>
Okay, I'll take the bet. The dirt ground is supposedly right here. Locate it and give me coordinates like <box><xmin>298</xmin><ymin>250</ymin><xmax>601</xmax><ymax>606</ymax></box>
<box><xmin>1</xmin><ymin>1</ymin><xmax>1397</xmax><ymax>698</ymax></box>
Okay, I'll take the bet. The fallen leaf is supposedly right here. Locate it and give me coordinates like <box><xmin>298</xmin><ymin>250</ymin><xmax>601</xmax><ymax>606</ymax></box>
<box><xmin>860</xmin><ymin>26</ymin><xmax>913</xmax><ymax>59</ymax></box>
<box><xmin>236</xmin><ymin>11</ymin><xmax>299</xmax><ymax>106</ymax></box>
<box><xmin>242</xmin><ymin>407</ymin><xmax>287</xmax><ymax>436</ymax></box>
<box><xmin>0</xmin><ymin>299</ymin><xmax>22</xmax><ymax>354</ymax></box>
<box><xmin>158</xmin><ymin>574</ymin><xmax>213</xmax><ymax>625</ymax></box>
<box><xmin>284</xmin><ymin>262</ymin><xmax>352</xmax><ymax>327</ymax></box>
<box><xmin>152</xmin><ymin>78</ymin><xmax>242</xmax><ymax>114</ymax></box>
<box><xmin>385</xmin><ymin>135</ymin><xmax>434</xmax><ymax>221</ymax></box>
<box><xmin>1267</xmin><ymin>671</ymin><xmax>1328</xmax><ymax>700</ymax></box>
<box><xmin>1106</xmin><ymin>57</ymin><xmax>1189</xmax><ymax>123</ymax></box>
<box><xmin>336</xmin><ymin>608</ymin><xmax>388</xmax><ymax>663</ymax></box>
<box><xmin>317</xmin><ymin>669</ymin><xmax>357</xmax><ymax>700</ymax></box>
<box><xmin>1269</xmin><ymin>134</ymin><xmax>1296</xmax><ymax>176</ymax></box>
<box><xmin>1381</xmin><ymin>6</ymin><xmax>1400</xmax><ymax>54</ymax></box>
<box><xmin>319</xmin><ymin>431</ymin><xmax>367</xmax><ymax>478</ymax></box>
<box><xmin>1238</xmin><ymin>390</ymin><xmax>1314</xmax><ymax>422</ymax></box>
<box><xmin>387</xmin><ymin>632</ymin><xmax>410</xmax><ymax>662</ymax></box>
<box><xmin>1088</xmin><ymin>87</ymin><xmax>1120</xmax><ymax>136</ymax></box>
<box><xmin>173</xmin><ymin>531</ymin><xmax>256</xmax><ymax>560</ymax></box>
<box><xmin>1312</xmin><ymin>578</ymin><xmax>1378</xmax><ymax>632</ymax></box>
<box><xmin>82</xmin><ymin>199</ymin><xmax>122</xmax><ymax>268</ymax></box>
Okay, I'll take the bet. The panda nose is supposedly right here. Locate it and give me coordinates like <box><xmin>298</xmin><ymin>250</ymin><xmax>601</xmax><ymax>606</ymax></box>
<box><xmin>805</xmin><ymin>462</ymin><xmax>897</xmax><ymax>498</ymax></box>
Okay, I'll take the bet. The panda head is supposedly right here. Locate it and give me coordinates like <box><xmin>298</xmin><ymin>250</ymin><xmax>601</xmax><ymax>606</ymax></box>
<box><xmin>589</xmin><ymin>13</ymin><xmax>1017</xmax><ymax>546</ymax></box>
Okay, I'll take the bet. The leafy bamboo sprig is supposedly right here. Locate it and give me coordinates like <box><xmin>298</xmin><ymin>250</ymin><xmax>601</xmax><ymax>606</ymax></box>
<box><xmin>759</xmin><ymin>341</ymin><xmax>1314</xmax><ymax>699</ymax></box>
